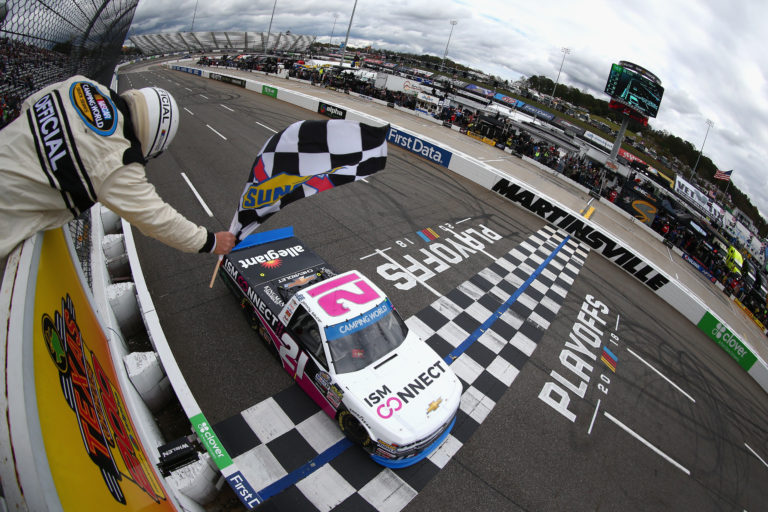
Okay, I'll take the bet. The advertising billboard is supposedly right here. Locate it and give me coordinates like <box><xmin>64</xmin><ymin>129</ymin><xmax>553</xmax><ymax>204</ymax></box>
<box><xmin>517</xmin><ymin>103</ymin><xmax>555</xmax><ymax>122</ymax></box>
<box><xmin>493</xmin><ymin>92</ymin><xmax>520</xmax><ymax>107</ymax></box>
<box><xmin>674</xmin><ymin>176</ymin><xmax>726</xmax><ymax>224</ymax></box>
<box><xmin>387</xmin><ymin>127</ymin><xmax>453</xmax><ymax>167</ymax></box>
<box><xmin>464</xmin><ymin>83</ymin><xmax>494</xmax><ymax>97</ymax></box>
<box><xmin>33</xmin><ymin>229</ymin><xmax>175</xmax><ymax>510</ymax></box>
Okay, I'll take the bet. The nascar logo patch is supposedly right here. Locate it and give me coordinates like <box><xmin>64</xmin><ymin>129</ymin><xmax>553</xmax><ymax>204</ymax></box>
<box><xmin>69</xmin><ymin>81</ymin><xmax>118</xmax><ymax>136</ymax></box>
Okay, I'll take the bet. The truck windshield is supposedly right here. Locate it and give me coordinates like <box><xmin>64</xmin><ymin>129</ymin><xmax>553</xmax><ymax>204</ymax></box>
<box><xmin>326</xmin><ymin>304</ymin><xmax>408</xmax><ymax>374</ymax></box>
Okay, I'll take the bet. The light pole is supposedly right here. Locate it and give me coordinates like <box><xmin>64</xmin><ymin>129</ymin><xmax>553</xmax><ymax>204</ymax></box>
<box><xmin>330</xmin><ymin>13</ymin><xmax>338</xmax><ymax>46</ymax></box>
<box><xmin>691</xmin><ymin>118</ymin><xmax>714</xmax><ymax>181</ymax></box>
<box><xmin>190</xmin><ymin>0</ymin><xmax>199</xmax><ymax>32</ymax></box>
<box><xmin>339</xmin><ymin>0</ymin><xmax>358</xmax><ymax>67</ymax></box>
<box><xmin>440</xmin><ymin>20</ymin><xmax>457</xmax><ymax>72</ymax></box>
<box><xmin>265</xmin><ymin>0</ymin><xmax>277</xmax><ymax>54</ymax></box>
<box><xmin>550</xmin><ymin>47</ymin><xmax>570</xmax><ymax>102</ymax></box>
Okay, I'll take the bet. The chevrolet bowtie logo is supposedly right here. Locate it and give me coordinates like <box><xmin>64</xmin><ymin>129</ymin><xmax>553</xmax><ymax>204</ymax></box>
<box><xmin>285</xmin><ymin>275</ymin><xmax>316</xmax><ymax>288</ymax></box>
<box><xmin>427</xmin><ymin>398</ymin><xmax>443</xmax><ymax>414</ymax></box>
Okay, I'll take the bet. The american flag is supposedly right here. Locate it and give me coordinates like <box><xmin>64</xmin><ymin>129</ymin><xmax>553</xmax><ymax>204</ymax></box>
<box><xmin>713</xmin><ymin>169</ymin><xmax>732</xmax><ymax>181</ymax></box>
<box><xmin>230</xmin><ymin>120</ymin><xmax>389</xmax><ymax>240</ymax></box>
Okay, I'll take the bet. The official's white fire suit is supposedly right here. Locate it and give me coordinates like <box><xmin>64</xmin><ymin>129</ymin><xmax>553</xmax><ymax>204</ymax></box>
<box><xmin>0</xmin><ymin>75</ymin><xmax>213</xmax><ymax>258</ymax></box>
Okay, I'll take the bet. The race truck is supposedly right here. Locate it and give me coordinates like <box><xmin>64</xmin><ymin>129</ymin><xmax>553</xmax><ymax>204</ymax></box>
<box><xmin>218</xmin><ymin>228</ymin><xmax>463</xmax><ymax>468</ymax></box>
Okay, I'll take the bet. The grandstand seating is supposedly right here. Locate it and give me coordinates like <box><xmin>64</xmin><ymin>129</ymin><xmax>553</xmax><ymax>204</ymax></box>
<box><xmin>0</xmin><ymin>38</ymin><xmax>74</xmax><ymax>127</ymax></box>
<box><xmin>129</xmin><ymin>31</ymin><xmax>315</xmax><ymax>56</ymax></box>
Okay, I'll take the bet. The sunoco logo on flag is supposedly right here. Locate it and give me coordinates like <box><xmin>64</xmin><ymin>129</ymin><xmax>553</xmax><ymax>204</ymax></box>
<box><xmin>230</xmin><ymin>120</ymin><xmax>389</xmax><ymax>240</ymax></box>
<box><xmin>240</xmin><ymin>166</ymin><xmax>342</xmax><ymax>209</ymax></box>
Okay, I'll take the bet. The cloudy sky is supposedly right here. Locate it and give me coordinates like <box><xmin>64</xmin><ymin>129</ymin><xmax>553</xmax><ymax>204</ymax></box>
<box><xmin>130</xmin><ymin>0</ymin><xmax>768</xmax><ymax>222</ymax></box>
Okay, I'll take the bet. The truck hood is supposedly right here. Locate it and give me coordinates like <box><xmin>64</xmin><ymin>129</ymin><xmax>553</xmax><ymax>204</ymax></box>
<box><xmin>336</xmin><ymin>332</ymin><xmax>462</xmax><ymax>445</ymax></box>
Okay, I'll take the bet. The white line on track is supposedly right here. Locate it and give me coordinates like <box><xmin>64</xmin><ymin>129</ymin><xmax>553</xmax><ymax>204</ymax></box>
<box><xmin>206</xmin><ymin>124</ymin><xmax>227</xmax><ymax>140</ymax></box>
<box><xmin>256</xmin><ymin>121</ymin><xmax>278</xmax><ymax>133</ymax></box>
<box><xmin>745</xmin><ymin>443</ymin><xmax>768</xmax><ymax>469</ymax></box>
<box><xmin>180</xmin><ymin>173</ymin><xmax>214</xmax><ymax>217</ymax></box>
<box><xmin>667</xmin><ymin>247</ymin><xmax>674</xmax><ymax>263</ymax></box>
<box><xmin>362</xmin><ymin>249</ymin><xmax>440</xmax><ymax>296</ymax></box>
<box><xmin>199</xmin><ymin>94</ymin><xmax>209</xmax><ymax>99</ymax></box>
<box><xmin>615</xmin><ymin>314</ymin><xmax>621</xmax><ymax>331</ymax></box>
<box><xmin>456</xmin><ymin>218</ymin><xmax>472</xmax><ymax>224</ymax></box>
<box><xmin>220</xmin><ymin>104</ymin><xmax>234</xmax><ymax>112</ymax></box>
<box><xmin>626</xmin><ymin>347</ymin><xmax>696</xmax><ymax>403</ymax></box>
<box><xmin>587</xmin><ymin>399</ymin><xmax>601</xmax><ymax>435</ymax></box>
<box><xmin>360</xmin><ymin>247</ymin><xmax>390</xmax><ymax>260</ymax></box>
<box><xmin>183</xmin><ymin>107</ymin><xmax>194</xmax><ymax>115</ymax></box>
<box><xmin>604</xmin><ymin>411</ymin><xmax>691</xmax><ymax>475</ymax></box>
<box><xmin>185</xmin><ymin>87</ymin><xmax>193</xmax><ymax>92</ymax></box>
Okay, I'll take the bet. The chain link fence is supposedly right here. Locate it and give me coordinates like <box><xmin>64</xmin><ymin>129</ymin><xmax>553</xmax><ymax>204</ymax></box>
<box><xmin>1</xmin><ymin>0</ymin><xmax>138</xmax><ymax>284</ymax></box>
<box><xmin>0</xmin><ymin>0</ymin><xmax>138</xmax><ymax>127</ymax></box>
<box><xmin>68</xmin><ymin>211</ymin><xmax>93</xmax><ymax>289</ymax></box>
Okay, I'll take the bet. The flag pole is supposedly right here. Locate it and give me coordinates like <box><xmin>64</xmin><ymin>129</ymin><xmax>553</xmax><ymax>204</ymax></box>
<box><xmin>209</xmin><ymin>255</ymin><xmax>223</xmax><ymax>288</ymax></box>
<box><xmin>723</xmin><ymin>170</ymin><xmax>733</xmax><ymax>198</ymax></box>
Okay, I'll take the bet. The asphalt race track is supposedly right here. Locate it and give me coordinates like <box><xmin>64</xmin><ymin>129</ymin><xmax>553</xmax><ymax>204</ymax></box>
<box><xmin>118</xmin><ymin>63</ymin><xmax>768</xmax><ymax>511</ymax></box>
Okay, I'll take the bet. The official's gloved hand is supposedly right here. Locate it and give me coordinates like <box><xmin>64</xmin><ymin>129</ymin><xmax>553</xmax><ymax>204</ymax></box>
<box><xmin>213</xmin><ymin>231</ymin><xmax>236</xmax><ymax>255</ymax></box>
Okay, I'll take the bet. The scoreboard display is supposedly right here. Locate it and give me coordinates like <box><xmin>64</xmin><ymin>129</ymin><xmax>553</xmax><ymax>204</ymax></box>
<box><xmin>604</xmin><ymin>63</ymin><xmax>664</xmax><ymax>118</ymax></box>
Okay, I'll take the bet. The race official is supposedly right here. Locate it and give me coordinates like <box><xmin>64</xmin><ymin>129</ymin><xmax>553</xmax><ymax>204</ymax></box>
<box><xmin>0</xmin><ymin>75</ymin><xmax>235</xmax><ymax>258</ymax></box>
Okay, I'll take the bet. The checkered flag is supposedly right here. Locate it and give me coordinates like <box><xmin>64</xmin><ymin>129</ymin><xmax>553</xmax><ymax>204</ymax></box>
<box><xmin>230</xmin><ymin>120</ymin><xmax>389</xmax><ymax>240</ymax></box>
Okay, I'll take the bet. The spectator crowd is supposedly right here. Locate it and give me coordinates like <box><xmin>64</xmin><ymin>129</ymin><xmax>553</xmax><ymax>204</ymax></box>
<box><xmin>0</xmin><ymin>38</ymin><xmax>72</xmax><ymax>129</ymax></box>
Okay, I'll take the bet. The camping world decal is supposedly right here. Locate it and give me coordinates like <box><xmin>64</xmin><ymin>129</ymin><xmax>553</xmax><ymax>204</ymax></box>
<box><xmin>33</xmin><ymin>229</ymin><xmax>173</xmax><ymax>511</ymax></box>
<box><xmin>69</xmin><ymin>81</ymin><xmax>118</xmax><ymax>136</ymax></box>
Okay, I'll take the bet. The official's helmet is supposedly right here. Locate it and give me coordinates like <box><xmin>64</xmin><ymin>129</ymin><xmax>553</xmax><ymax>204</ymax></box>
<box><xmin>121</xmin><ymin>86</ymin><xmax>179</xmax><ymax>160</ymax></box>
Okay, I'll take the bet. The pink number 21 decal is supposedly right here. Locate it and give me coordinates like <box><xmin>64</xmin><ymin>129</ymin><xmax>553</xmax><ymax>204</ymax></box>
<box><xmin>307</xmin><ymin>272</ymin><xmax>380</xmax><ymax>317</ymax></box>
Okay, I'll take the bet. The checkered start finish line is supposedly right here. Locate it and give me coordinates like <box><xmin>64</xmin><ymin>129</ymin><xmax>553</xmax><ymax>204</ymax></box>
<box><xmin>212</xmin><ymin>225</ymin><xmax>589</xmax><ymax>510</ymax></box>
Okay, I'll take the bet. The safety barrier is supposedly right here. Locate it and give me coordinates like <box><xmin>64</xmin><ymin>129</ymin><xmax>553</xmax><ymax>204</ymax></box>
<box><xmin>0</xmin><ymin>65</ymin><xmax>221</xmax><ymax>511</ymax></box>
<box><xmin>0</xmin><ymin>207</ymin><xmax>211</xmax><ymax>511</ymax></box>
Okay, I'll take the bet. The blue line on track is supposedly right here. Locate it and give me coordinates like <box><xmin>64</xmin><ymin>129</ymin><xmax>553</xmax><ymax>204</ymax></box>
<box><xmin>444</xmin><ymin>235</ymin><xmax>571</xmax><ymax>365</ymax></box>
<box><xmin>255</xmin><ymin>438</ymin><xmax>354</xmax><ymax>503</ymax></box>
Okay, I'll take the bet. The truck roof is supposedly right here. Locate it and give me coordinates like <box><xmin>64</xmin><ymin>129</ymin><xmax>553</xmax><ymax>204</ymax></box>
<box><xmin>227</xmin><ymin>235</ymin><xmax>336</xmax><ymax>310</ymax></box>
<box><xmin>298</xmin><ymin>271</ymin><xmax>389</xmax><ymax>329</ymax></box>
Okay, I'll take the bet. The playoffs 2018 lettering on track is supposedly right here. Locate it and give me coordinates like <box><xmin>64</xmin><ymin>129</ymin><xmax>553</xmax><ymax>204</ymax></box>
<box><xmin>376</xmin><ymin>223</ymin><xmax>502</xmax><ymax>290</ymax></box>
<box><xmin>539</xmin><ymin>294</ymin><xmax>618</xmax><ymax>422</ymax></box>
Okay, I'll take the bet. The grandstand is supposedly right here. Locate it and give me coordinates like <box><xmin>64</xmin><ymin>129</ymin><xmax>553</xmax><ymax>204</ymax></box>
<box><xmin>129</xmin><ymin>31</ymin><xmax>315</xmax><ymax>56</ymax></box>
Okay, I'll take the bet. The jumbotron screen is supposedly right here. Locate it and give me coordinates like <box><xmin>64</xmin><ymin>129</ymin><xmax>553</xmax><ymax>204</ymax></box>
<box><xmin>604</xmin><ymin>63</ymin><xmax>664</xmax><ymax>118</ymax></box>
